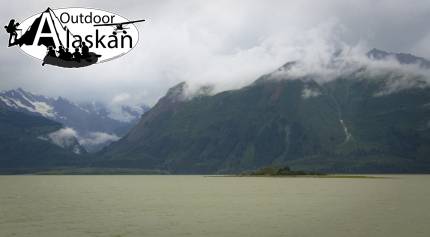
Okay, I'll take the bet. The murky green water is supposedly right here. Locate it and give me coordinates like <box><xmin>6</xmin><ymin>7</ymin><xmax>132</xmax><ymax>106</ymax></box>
<box><xmin>0</xmin><ymin>175</ymin><xmax>429</xmax><ymax>237</ymax></box>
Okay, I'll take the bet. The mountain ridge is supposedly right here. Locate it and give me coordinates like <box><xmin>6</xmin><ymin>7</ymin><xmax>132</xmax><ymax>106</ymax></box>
<box><xmin>98</xmin><ymin>49</ymin><xmax>430</xmax><ymax>173</ymax></box>
<box><xmin>0</xmin><ymin>88</ymin><xmax>149</xmax><ymax>152</ymax></box>
<box><xmin>0</xmin><ymin>108</ymin><xmax>85</xmax><ymax>169</ymax></box>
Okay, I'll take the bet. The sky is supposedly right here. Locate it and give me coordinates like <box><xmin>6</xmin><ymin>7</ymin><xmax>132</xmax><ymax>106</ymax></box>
<box><xmin>1</xmin><ymin>0</ymin><xmax>430</xmax><ymax>107</ymax></box>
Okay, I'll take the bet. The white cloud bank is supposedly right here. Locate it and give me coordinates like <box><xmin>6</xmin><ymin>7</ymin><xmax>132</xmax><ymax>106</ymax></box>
<box><xmin>78</xmin><ymin>132</ymin><xmax>120</xmax><ymax>147</ymax></box>
<box><xmin>1</xmin><ymin>0</ymin><xmax>430</xmax><ymax>105</ymax></box>
<box><xmin>47</xmin><ymin>127</ymin><xmax>79</xmax><ymax>149</ymax></box>
<box><xmin>41</xmin><ymin>127</ymin><xmax>120</xmax><ymax>153</ymax></box>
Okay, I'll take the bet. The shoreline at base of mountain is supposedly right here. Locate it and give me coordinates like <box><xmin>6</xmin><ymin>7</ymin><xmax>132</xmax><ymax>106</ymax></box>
<box><xmin>0</xmin><ymin>168</ymin><xmax>170</xmax><ymax>175</ymax></box>
<box><xmin>226</xmin><ymin>174</ymin><xmax>386</xmax><ymax>178</ymax></box>
<box><xmin>0</xmin><ymin>166</ymin><xmax>417</xmax><ymax>176</ymax></box>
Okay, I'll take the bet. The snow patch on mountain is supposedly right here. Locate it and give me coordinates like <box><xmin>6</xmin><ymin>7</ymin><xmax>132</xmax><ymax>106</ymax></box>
<box><xmin>0</xmin><ymin>96</ymin><xmax>16</xmax><ymax>108</ymax></box>
<box><xmin>1</xmin><ymin>89</ymin><xmax>149</xmax><ymax>152</ymax></box>
<box><xmin>0</xmin><ymin>89</ymin><xmax>57</xmax><ymax>118</ymax></box>
<box><xmin>32</xmin><ymin>101</ymin><xmax>56</xmax><ymax>118</ymax></box>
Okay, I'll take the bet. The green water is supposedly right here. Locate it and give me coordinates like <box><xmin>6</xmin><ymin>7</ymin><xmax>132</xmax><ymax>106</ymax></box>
<box><xmin>0</xmin><ymin>175</ymin><xmax>429</xmax><ymax>237</ymax></box>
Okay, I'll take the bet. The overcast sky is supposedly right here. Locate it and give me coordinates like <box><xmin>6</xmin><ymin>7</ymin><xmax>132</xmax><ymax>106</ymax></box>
<box><xmin>1</xmin><ymin>0</ymin><xmax>430</xmax><ymax>106</ymax></box>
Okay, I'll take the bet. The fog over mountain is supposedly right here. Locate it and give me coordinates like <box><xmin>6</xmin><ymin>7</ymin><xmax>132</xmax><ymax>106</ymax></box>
<box><xmin>98</xmin><ymin>49</ymin><xmax>430</xmax><ymax>173</ymax></box>
<box><xmin>0</xmin><ymin>88</ymin><xmax>149</xmax><ymax>152</ymax></box>
<box><xmin>2</xmin><ymin>0</ymin><xmax>430</xmax><ymax>105</ymax></box>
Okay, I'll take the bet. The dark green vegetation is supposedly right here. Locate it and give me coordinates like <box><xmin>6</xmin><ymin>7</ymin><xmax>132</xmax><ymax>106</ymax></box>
<box><xmin>0</xmin><ymin>108</ymin><xmax>83</xmax><ymax>169</ymax></box>
<box><xmin>233</xmin><ymin>166</ymin><xmax>379</xmax><ymax>178</ymax></box>
<box><xmin>242</xmin><ymin>166</ymin><xmax>324</xmax><ymax>176</ymax></box>
<box><xmin>99</xmin><ymin>64</ymin><xmax>430</xmax><ymax>174</ymax></box>
<box><xmin>3</xmin><ymin>50</ymin><xmax>430</xmax><ymax>174</ymax></box>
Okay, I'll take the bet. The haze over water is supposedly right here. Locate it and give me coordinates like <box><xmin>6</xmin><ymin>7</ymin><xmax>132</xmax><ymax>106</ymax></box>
<box><xmin>0</xmin><ymin>175</ymin><xmax>429</xmax><ymax>237</ymax></box>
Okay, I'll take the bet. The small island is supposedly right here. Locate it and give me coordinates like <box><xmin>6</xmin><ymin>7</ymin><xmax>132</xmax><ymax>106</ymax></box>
<box><xmin>234</xmin><ymin>166</ymin><xmax>381</xmax><ymax>178</ymax></box>
<box><xmin>240</xmin><ymin>166</ymin><xmax>325</xmax><ymax>176</ymax></box>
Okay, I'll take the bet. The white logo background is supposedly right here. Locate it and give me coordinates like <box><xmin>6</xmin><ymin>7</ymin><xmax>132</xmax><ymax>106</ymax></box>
<box><xmin>18</xmin><ymin>8</ymin><xmax>140</xmax><ymax>64</ymax></box>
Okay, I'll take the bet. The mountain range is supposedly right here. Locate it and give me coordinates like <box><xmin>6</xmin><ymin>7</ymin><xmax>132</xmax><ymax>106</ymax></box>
<box><xmin>1</xmin><ymin>49</ymin><xmax>430</xmax><ymax>173</ymax></box>
<box><xmin>0</xmin><ymin>88</ymin><xmax>149</xmax><ymax>152</ymax></box>
<box><xmin>98</xmin><ymin>49</ymin><xmax>430</xmax><ymax>173</ymax></box>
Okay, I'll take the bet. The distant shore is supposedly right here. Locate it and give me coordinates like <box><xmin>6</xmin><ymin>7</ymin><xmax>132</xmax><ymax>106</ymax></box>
<box><xmin>0</xmin><ymin>167</ymin><xmax>416</xmax><ymax>177</ymax></box>
<box><xmin>0</xmin><ymin>168</ymin><xmax>170</xmax><ymax>175</ymax></box>
<box><xmin>207</xmin><ymin>174</ymin><xmax>386</xmax><ymax>178</ymax></box>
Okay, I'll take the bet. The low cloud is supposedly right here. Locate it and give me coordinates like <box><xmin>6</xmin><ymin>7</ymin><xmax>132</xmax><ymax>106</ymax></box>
<box><xmin>78</xmin><ymin>132</ymin><xmax>120</xmax><ymax>147</ymax></box>
<box><xmin>47</xmin><ymin>127</ymin><xmax>79</xmax><ymax>148</ymax></box>
<box><xmin>302</xmin><ymin>87</ymin><xmax>321</xmax><ymax>99</ymax></box>
<box><xmin>108</xmin><ymin>93</ymin><xmax>146</xmax><ymax>122</ymax></box>
<box><xmin>43</xmin><ymin>127</ymin><xmax>120</xmax><ymax>153</ymax></box>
